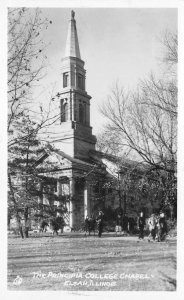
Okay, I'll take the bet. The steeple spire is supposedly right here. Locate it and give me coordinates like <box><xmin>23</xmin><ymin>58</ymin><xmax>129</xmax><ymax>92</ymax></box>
<box><xmin>53</xmin><ymin>10</ymin><xmax>96</xmax><ymax>159</ymax></box>
<box><xmin>65</xmin><ymin>10</ymin><xmax>81</xmax><ymax>59</ymax></box>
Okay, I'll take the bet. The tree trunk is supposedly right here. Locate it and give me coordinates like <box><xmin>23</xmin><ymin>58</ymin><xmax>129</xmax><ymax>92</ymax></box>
<box><xmin>24</xmin><ymin>227</ymin><xmax>29</xmax><ymax>238</ymax></box>
<box><xmin>170</xmin><ymin>205</ymin><xmax>174</xmax><ymax>220</ymax></box>
<box><xmin>123</xmin><ymin>192</ymin><xmax>127</xmax><ymax>216</ymax></box>
<box><xmin>24</xmin><ymin>206</ymin><xmax>29</xmax><ymax>238</ymax></box>
<box><xmin>16</xmin><ymin>213</ymin><xmax>24</xmax><ymax>238</ymax></box>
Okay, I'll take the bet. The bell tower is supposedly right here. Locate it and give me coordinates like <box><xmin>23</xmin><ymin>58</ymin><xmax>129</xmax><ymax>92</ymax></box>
<box><xmin>54</xmin><ymin>11</ymin><xmax>96</xmax><ymax>159</ymax></box>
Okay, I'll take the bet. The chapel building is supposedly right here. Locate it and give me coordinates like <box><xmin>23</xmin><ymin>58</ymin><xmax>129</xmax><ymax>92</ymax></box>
<box><xmin>8</xmin><ymin>11</ymin><xmax>164</xmax><ymax>233</ymax></box>
<box><xmin>37</xmin><ymin>11</ymin><xmax>114</xmax><ymax>229</ymax></box>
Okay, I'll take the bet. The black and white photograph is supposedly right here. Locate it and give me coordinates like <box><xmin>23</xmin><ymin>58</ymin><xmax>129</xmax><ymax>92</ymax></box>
<box><xmin>1</xmin><ymin>0</ymin><xmax>184</xmax><ymax>296</ymax></box>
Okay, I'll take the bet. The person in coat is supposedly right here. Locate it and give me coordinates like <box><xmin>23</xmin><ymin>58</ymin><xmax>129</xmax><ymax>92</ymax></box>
<box><xmin>96</xmin><ymin>211</ymin><xmax>104</xmax><ymax>237</ymax></box>
<box><xmin>159</xmin><ymin>211</ymin><xmax>167</xmax><ymax>241</ymax></box>
<box><xmin>148</xmin><ymin>214</ymin><xmax>157</xmax><ymax>241</ymax></box>
<box><xmin>138</xmin><ymin>211</ymin><xmax>145</xmax><ymax>239</ymax></box>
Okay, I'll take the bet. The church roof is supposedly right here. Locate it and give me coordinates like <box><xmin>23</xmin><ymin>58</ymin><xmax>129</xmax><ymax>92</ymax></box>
<box><xmin>36</xmin><ymin>144</ymin><xmax>95</xmax><ymax>169</ymax></box>
<box><xmin>35</xmin><ymin>145</ymin><xmax>108</xmax><ymax>178</ymax></box>
<box><xmin>49</xmin><ymin>147</ymin><xmax>94</xmax><ymax>167</ymax></box>
<box><xmin>64</xmin><ymin>10</ymin><xmax>81</xmax><ymax>59</ymax></box>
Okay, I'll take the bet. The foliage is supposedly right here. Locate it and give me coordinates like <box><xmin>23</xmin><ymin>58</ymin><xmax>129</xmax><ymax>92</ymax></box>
<box><xmin>8</xmin><ymin>115</ymin><xmax>42</xmax><ymax>237</ymax></box>
<box><xmin>7</xmin><ymin>8</ymin><xmax>66</xmax><ymax>238</ymax></box>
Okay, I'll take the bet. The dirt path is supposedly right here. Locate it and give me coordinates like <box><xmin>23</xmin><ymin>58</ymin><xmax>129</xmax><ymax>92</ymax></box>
<box><xmin>8</xmin><ymin>233</ymin><xmax>176</xmax><ymax>291</ymax></box>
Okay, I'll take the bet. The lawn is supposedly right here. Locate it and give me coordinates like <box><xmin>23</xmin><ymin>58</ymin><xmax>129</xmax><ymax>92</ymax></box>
<box><xmin>7</xmin><ymin>233</ymin><xmax>176</xmax><ymax>291</ymax></box>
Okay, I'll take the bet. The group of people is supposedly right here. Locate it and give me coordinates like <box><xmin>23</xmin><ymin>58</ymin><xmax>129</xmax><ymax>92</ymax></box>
<box><xmin>138</xmin><ymin>211</ymin><xmax>168</xmax><ymax>242</ymax></box>
<box><xmin>39</xmin><ymin>210</ymin><xmax>168</xmax><ymax>241</ymax></box>
<box><xmin>115</xmin><ymin>213</ymin><xmax>137</xmax><ymax>234</ymax></box>
<box><xmin>39</xmin><ymin>216</ymin><xmax>65</xmax><ymax>235</ymax></box>
<box><xmin>84</xmin><ymin>211</ymin><xmax>104</xmax><ymax>237</ymax></box>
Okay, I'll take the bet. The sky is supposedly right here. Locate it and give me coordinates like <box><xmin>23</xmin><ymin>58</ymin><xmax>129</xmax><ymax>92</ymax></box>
<box><xmin>37</xmin><ymin>8</ymin><xmax>177</xmax><ymax>134</ymax></box>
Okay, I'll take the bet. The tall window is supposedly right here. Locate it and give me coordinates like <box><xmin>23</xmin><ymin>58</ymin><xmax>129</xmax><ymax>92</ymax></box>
<box><xmin>61</xmin><ymin>100</ymin><xmax>68</xmax><ymax>122</ymax></box>
<box><xmin>63</xmin><ymin>103</ymin><xmax>68</xmax><ymax>121</ymax></box>
<box><xmin>63</xmin><ymin>72</ymin><xmax>69</xmax><ymax>88</ymax></box>
<box><xmin>78</xmin><ymin>75</ymin><xmax>84</xmax><ymax>90</ymax></box>
<box><xmin>79</xmin><ymin>104</ymin><xmax>84</xmax><ymax>123</ymax></box>
<box><xmin>84</xmin><ymin>103</ymin><xmax>87</xmax><ymax>124</ymax></box>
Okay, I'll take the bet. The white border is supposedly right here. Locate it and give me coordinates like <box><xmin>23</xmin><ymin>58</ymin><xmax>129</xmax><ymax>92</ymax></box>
<box><xmin>1</xmin><ymin>0</ymin><xmax>183</xmax><ymax>300</ymax></box>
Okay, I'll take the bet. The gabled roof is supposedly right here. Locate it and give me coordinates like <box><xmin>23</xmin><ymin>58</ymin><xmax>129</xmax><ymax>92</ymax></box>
<box><xmin>48</xmin><ymin>147</ymin><xmax>94</xmax><ymax>167</ymax></box>
<box><xmin>36</xmin><ymin>144</ymin><xmax>94</xmax><ymax>169</ymax></box>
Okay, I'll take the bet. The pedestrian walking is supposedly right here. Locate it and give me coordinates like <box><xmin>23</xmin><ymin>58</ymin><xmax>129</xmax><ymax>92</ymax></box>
<box><xmin>159</xmin><ymin>211</ymin><xmax>167</xmax><ymax>241</ymax></box>
<box><xmin>115</xmin><ymin>213</ymin><xmax>122</xmax><ymax>235</ymax></box>
<box><xmin>96</xmin><ymin>211</ymin><xmax>104</xmax><ymax>237</ymax></box>
<box><xmin>148</xmin><ymin>213</ymin><xmax>157</xmax><ymax>241</ymax></box>
<box><xmin>84</xmin><ymin>215</ymin><xmax>89</xmax><ymax>236</ymax></box>
<box><xmin>138</xmin><ymin>211</ymin><xmax>145</xmax><ymax>239</ymax></box>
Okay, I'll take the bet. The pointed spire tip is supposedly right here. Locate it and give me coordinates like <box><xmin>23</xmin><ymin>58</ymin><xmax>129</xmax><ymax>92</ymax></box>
<box><xmin>65</xmin><ymin>10</ymin><xmax>81</xmax><ymax>59</ymax></box>
<box><xmin>71</xmin><ymin>10</ymin><xmax>75</xmax><ymax>20</ymax></box>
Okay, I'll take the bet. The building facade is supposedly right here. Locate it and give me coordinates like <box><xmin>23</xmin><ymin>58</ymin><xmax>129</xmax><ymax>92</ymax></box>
<box><xmin>8</xmin><ymin>11</ymin><xmax>170</xmax><ymax>233</ymax></box>
<box><xmin>36</xmin><ymin>11</ymin><xmax>162</xmax><ymax>230</ymax></box>
<box><xmin>37</xmin><ymin>11</ymin><xmax>113</xmax><ymax>229</ymax></box>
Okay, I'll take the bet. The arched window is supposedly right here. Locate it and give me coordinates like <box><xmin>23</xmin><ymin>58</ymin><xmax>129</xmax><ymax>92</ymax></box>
<box><xmin>63</xmin><ymin>72</ymin><xmax>69</xmax><ymax>88</ymax></box>
<box><xmin>79</xmin><ymin>104</ymin><xmax>84</xmax><ymax>123</ymax></box>
<box><xmin>61</xmin><ymin>100</ymin><xmax>68</xmax><ymax>122</ymax></box>
<box><xmin>63</xmin><ymin>103</ymin><xmax>68</xmax><ymax>121</ymax></box>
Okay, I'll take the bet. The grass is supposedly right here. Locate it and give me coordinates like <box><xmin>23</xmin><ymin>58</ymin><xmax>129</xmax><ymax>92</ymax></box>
<box><xmin>8</xmin><ymin>232</ymin><xmax>176</xmax><ymax>291</ymax></box>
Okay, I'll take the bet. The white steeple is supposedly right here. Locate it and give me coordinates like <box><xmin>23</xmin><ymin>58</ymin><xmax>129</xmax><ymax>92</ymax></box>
<box><xmin>52</xmin><ymin>11</ymin><xmax>96</xmax><ymax>159</ymax></box>
<box><xmin>65</xmin><ymin>10</ymin><xmax>81</xmax><ymax>59</ymax></box>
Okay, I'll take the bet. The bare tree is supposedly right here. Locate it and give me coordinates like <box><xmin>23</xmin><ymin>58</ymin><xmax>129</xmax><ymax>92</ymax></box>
<box><xmin>96</xmin><ymin>130</ymin><xmax>122</xmax><ymax>156</ymax></box>
<box><xmin>8</xmin><ymin>8</ymin><xmax>46</xmax><ymax>128</ymax></box>
<box><xmin>8</xmin><ymin>8</ymin><xmax>61</xmax><ymax>148</ymax></box>
<box><xmin>100</xmin><ymin>32</ymin><xmax>177</xmax><ymax>214</ymax></box>
<box><xmin>162</xmin><ymin>31</ymin><xmax>177</xmax><ymax>66</ymax></box>
<box><xmin>101</xmin><ymin>82</ymin><xmax>176</xmax><ymax>169</ymax></box>
<box><xmin>101</xmin><ymin>31</ymin><xmax>177</xmax><ymax>174</ymax></box>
